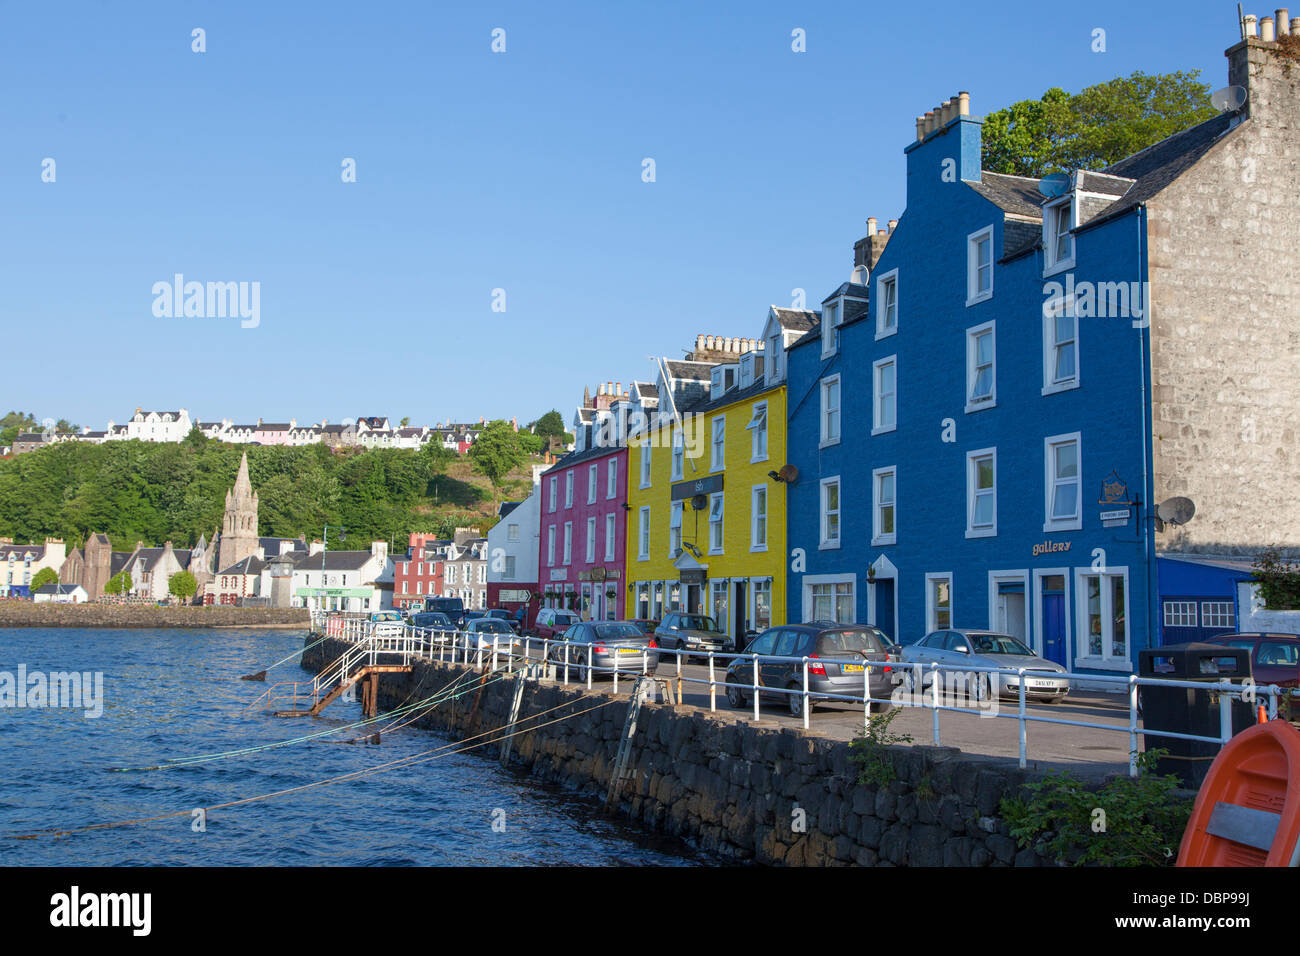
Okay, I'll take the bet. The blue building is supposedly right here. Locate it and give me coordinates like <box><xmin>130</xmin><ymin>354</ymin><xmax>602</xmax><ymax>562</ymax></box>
<box><xmin>783</xmin><ymin>74</ymin><xmax>1271</xmax><ymax>678</ymax></box>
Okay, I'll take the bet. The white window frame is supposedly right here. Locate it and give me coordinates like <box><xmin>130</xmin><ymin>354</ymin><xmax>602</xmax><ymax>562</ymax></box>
<box><xmin>805</xmin><ymin>575</ymin><xmax>856</xmax><ymax>625</ymax></box>
<box><xmin>546</xmin><ymin>526</ymin><xmax>556</xmax><ymax>567</ymax></box>
<box><xmin>606</xmin><ymin>458</ymin><xmax>617</xmax><ymax>499</ymax></box>
<box><xmin>562</xmin><ymin>522</ymin><xmax>573</xmax><ymax>565</ymax></box>
<box><xmin>747</xmin><ymin>401</ymin><xmax>768</xmax><ymax>462</ymax></box>
<box><xmin>819</xmin><ymin>476</ymin><xmax>841</xmax><ymax>550</ymax></box>
<box><xmin>668</xmin><ymin>500</ymin><xmax>683</xmax><ymax>557</ymax></box>
<box><xmin>873</xmin><ymin>357</ymin><xmax>897</xmax><ymax>435</ymax></box>
<box><xmin>1042</xmin><ymin>295</ymin><xmax>1080</xmax><ymax>395</ymax></box>
<box><xmin>1074</xmin><ymin>567</ymin><xmax>1131</xmax><ymax>670</ymax></box>
<box><xmin>564</xmin><ymin>471</ymin><xmax>574</xmax><ymax>509</ymax></box>
<box><xmin>639</xmin><ymin>440</ymin><xmax>652</xmax><ymax>488</ymax></box>
<box><xmin>872</xmin><ymin>466</ymin><xmax>896</xmax><ymax>546</ymax></box>
<box><xmin>585</xmin><ymin>516</ymin><xmax>596</xmax><ymax>562</ymax></box>
<box><xmin>604</xmin><ymin>513</ymin><xmax>616</xmax><ymax>561</ymax></box>
<box><xmin>820</xmin><ymin>375</ymin><xmax>841</xmax><ymax>448</ymax></box>
<box><xmin>710</xmin><ymin>415</ymin><xmax>726</xmax><ymax>472</ymax></box>
<box><xmin>1043</xmin><ymin>198</ymin><xmax>1076</xmax><ymax>276</ymax></box>
<box><xmin>750</xmin><ymin>484</ymin><xmax>768</xmax><ymax>552</ymax></box>
<box><xmin>638</xmin><ymin>507</ymin><xmax>650</xmax><ymax>560</ymax></box>
<box><xmin>1163</xmin><ymin>601</ymin><xmax>1197</xmax><ymax>628</ymax></box>
<box><xmin>708</xmin><ymin>492</ymin><xmax>724</xmax><ymax>554</ymax></box>
<box><xmin>821</xmin><ymin>299</ymin><xmax>840</xmax><ymax>358</ymax></box>
<box><xmin>876</xmin><ymin>268</ymin><xmax>899</xmax><ymax>339</ymax></box>
<box><xmin>671</xmin><ymin>428</ymin><xmax>684</xmax><ymax>481</ymax></box>
<box><xmin>966</xmin><ymin>447</ymin><xmax>997</xmax><ymax>538</ymax></box>
<box><xmin>965</xmin><ymin>320</ymin><xmax>996</xmax><ymax>413</ymax></box>
<box><xmin>967</xmin><ymin>225</ymin><xmax>994</xmax><ymax>305</ymax></box>
<box><xmin>1202</xmin><ymin>601</ymin><xmax>1235</xmax><ymax>629</ymax></box>
<box><xmin>587</xmin><ymin>464</ymin><xmax>597</xmax><ymax>504</ymax></box>
<box><xmin>548</xmin><ymin>477</ymin><xmax>557</xmax><ymax>513</ymax></box>
<box><xmin>925</xmin><ymin>572</ymin><xmax>954</xmax><ymax>633</ymax></box>
<box><xmin>1044</xmin><ymin>432</ymin><xmax>1083</xmax><ymax>532</ymax></box>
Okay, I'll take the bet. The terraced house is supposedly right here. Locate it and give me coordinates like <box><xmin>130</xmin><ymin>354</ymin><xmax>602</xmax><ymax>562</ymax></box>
<box><xmin>786</xmin><ymin>18</ymin><xmax>1300</xmax><ymax>677</ymax></box>
<box><xmin>625</xmin><ymin>329</ymin><xmax>795</xmax><ymax>645</ymax></box>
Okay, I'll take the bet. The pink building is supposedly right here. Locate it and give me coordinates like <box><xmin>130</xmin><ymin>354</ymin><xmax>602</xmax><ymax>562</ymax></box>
<box><xmin>537</xmin><ymin>445</ymin><xmax>628</xmax><ymax>622</ymax></box>
<box><xmin>252</xmin><ymin>420</ymin><xmax>296</xmax><ymax>445</ymax></box>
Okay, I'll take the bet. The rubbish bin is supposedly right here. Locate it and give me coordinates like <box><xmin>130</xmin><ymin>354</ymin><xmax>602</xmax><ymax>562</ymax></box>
<box><xmin>1137</xmin><ymin>642</ymin><xmax>1255</xmax><ymax>788</ymax></box>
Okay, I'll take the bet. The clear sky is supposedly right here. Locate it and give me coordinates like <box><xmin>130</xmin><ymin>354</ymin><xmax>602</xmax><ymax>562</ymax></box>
<box><xmin>2</xmin><ymin>0</ymin><xmax>1238</xmax><ymax>430</ymax></box>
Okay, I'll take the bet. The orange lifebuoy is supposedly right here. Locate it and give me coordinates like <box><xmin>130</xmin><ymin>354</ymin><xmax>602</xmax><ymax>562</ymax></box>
<box><xmin>1177</xmin><ymin>720</ymin><xmax>1300</xmax><ymax>867</ymax></box>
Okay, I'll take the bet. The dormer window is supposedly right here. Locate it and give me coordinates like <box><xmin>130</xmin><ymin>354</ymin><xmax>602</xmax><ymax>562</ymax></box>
<box><xmin>822</xmin><ymin>300</ymin><xmax>841</xmax><ymax>357</ymax></box>
<box><xmin>1044</xmin><ymin>199</ymin><xmax>1075</xmax><ymax>274</ymax></box>
<box><xmin>739</xmin><ymin>353</ymin><xmax>755</xmax><ymax>388</ymax></box>
<box><xmin>709</xmin><ymin>364</ymin><xmax>738</xmax><ymax>400</ymax></box>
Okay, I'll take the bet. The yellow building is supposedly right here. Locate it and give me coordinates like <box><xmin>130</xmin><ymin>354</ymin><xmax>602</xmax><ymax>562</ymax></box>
<box><xmin>625</xmin><ymin>348</ymin><xmax>789</xmax><ymax>646</ymax></box>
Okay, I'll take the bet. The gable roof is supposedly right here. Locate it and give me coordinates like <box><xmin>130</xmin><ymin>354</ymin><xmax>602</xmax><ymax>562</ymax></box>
<box><xmin>768</xmin><ymin>307</ymin><xmax>818</xmax><ymax>332</ymax></box>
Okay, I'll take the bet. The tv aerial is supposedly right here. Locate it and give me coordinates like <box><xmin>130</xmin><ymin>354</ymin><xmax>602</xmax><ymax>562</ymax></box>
<box><xmin>1154</xmin><ymin>497</ymin><xmax>1196</xmax><ymax>532</ymax></box>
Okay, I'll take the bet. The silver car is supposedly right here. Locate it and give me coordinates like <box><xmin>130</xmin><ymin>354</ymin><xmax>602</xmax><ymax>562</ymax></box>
<box><xmin>655</xmin><ymin>612</ymin><xmax>730</xmax><ymax>660</ymax></box>
<box><xmin>546</xmin><ymin>620</ymin><xmax>660</xmax><ymax>679</ymax></box>
<box><xmin>901</xmin><ymin>629</ymin><xmax>1069</xmax><ymax>703</ymax></box>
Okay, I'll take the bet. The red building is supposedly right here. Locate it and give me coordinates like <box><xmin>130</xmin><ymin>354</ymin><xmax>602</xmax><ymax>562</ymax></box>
<box><xmin>393</xmin><ymin>532</ymin><xmax>447</xmax><ymax>610</ymax></box>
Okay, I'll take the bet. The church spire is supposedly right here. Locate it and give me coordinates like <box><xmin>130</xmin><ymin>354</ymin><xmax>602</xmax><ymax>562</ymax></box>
<box><xmin>233</xmin><ymin>452</ymin><xmax>252</xmax><ymax>496</ymax></box>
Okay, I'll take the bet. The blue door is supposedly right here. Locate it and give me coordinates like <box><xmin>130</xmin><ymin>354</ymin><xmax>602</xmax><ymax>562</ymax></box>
<box><xmin>1039</xmin><ymin>574</ymin><xmax>1067</xmax><ymax>667</ymax></box>
<box><xmin>874</xmin><ymin>579</ymin><xmax>895</xmax><ymax>642</ymax></box>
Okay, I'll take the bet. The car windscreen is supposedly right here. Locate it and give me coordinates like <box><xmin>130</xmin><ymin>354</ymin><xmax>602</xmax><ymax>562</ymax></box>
<box><xmin>593</xmin><ymin>623</ymin><xmax>645</xmax><ymax>640</ymax></box>
<box><xmin>554</xmin><ymin>613</ymin><xmax>578</xmax><ymax>625</ymax></box>
<box><xmin>680</xmin><ymin>616</ymin><xmax>718</xmax><ymax>632</ymax></box>
<box><xmin>969</xmin><ymin>634</ymin><xmax>1033</xmax><ymax>655</ymax></box>
<box><xmin>476</xmin><ymin>621</ymin><xmax>513</xmax><ymax>633</ymax></box>
<box><xmin>816</xmin><ymin>629</ymin><xmax>888</xmax><ymax>655</ymax></box>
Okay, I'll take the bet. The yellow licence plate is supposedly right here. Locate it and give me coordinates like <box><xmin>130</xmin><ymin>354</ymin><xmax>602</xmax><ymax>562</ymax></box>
<box><xmin>843</xmin><ymin>663</ymin><xmax>865</xmax><ymax>672</ymax></box>
<box><xmin>618</xmin><ymin>647</ymin><xmax>642</xmax><ymax>654</ymax></box>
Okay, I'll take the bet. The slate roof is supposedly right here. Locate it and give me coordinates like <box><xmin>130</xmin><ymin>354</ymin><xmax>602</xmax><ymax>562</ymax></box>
<box><xmin>681</xmin><ymin>377</ymin><xmax>781</xmax><ymax>417</ymax></box>
<box><xmin>664</xmin><ymin>360</ymin><xmax>715</xmax><ymax>380</ymax></box>
<box><xmin>635</xmin><ymin>382</ymin><xmax>658</xmax><ymax>399</ymax></box>
<box><xmin>964</xmin><ymin>172</ymin><xmax>1045</xmax><ymax>220</ymax></box>
<box><xmin>35</xmin><ymin>583</ymin><xmax>83</xmax><ymax>595</ymax></box>
<box><xmin>292</xmin><ymin>551</ymin><xmax>374</xmax><ymax>572</ymax></box>
<box><xmin>217</xmin><ymin>555</ymin><xmax>267</xmax><ymax>576</ymax></box>
<box><xmin>543</xmin><ymin>438</ymin><xmax>625</xmax><ymax>476</ymax></box>
<box><xmin>497</xmin><ymin>501</ymin><xmax>521</xmax><ymax>518</ymax></box>
<box><xmin>769</xmin><ymin>307</ymin><xmax>818</xmax><ymax>332</ymax></box>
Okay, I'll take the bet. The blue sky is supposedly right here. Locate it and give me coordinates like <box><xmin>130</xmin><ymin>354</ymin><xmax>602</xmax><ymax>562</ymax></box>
<box><xmin>2</xmin><ymin>0</ymin><xmax>1236</xmax><ymax>430</ymax></box>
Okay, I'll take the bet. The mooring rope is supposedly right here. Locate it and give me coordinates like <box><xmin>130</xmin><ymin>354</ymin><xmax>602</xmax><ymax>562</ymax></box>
<box><xmin>239</xmin><ymin>632</ymin><xmax>335</xmax><ymax>681</ymax></box>
<box><xmin>4</xmin><ymin>692</ymin><xmax>615</xmax><ymax>840</ymax></box>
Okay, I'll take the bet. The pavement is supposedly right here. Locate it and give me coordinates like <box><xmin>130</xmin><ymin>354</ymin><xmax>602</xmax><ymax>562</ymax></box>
<box><xmin>505</xmin><ymin>647</ymin><xmax>1139</xmax><ymax>780</ymax></box>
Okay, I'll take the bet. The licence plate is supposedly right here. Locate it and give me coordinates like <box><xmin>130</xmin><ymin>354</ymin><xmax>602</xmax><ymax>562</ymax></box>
<box><xmin>843</xmin><ymin>663</ymin><xmax>865</xmax><ymax>673</ymax></box>
<box><xmin>1028</xmin><ymin>679</ymin><xmax>1057</xmax><ymax>687</ymax></box>
<box><xmin>618</xmin><ymin>647</ymin><xmax>643</xmax><ymax>654</ymax></box>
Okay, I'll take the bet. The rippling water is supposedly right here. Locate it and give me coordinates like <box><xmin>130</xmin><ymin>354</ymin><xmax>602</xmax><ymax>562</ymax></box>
<box><xmin>0</xmin><ymin>628</ymin><xmax>705</xmax><ymax>866</ymax></box>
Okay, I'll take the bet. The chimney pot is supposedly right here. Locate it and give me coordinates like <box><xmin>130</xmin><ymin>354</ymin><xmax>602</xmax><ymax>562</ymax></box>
<box><xmin>1245</xmin><ymin>13</ymin><xmax>1259</xmax><ymax>36</ymax></box>
<box><xmin>1262</xmin><ymin>15</ymin><xmax>1277</xmax><ymax>39</ymax></box>
<box><xmin>915</xmin><ymin>116</ymin><xmax>926</xmax><ymax>140</ymax></box>
<box><xmin>958</xmin><ymin>91</ymin><xmax>970</xmax><ymax>116</ymax></box>
<box><xmin>888</xmin><ymin>219</ymin><xmax>899</xmax><ymax>233</ymax></box>
<box><xmin>924</xmin><ymin>110</ymin><xmax>935</xmax><ymax>135</ymax></box>
<box><xmin>941</xmin><ymin>99</ymin><xmax>953</xmax><ymax>124</ymax></box>
<box><xmin>866</xmin><ymin>217</ymin><xmax>877</xmax><ymax>235</ymax></box>
<box><xmin>1279</xmin><ymin>10</ymin><xmax>1292</xmax><ymax>34</ymax></box>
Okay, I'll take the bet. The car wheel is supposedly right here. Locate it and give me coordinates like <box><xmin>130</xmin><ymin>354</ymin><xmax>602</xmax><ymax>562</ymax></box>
<box><xmin>726</xmin><ymin>682</ymin><xmax>746</xmax><ymax>709</ymax></box>
<box><xmin>870</xmin><ymin>700</ymin><xmax>896</xmax><ymax>715</ymax></box>
<box><xmin>787</xmin><ymin>683</ymin><xmax>805</xmax><ymax>718</ymax></box>
<box><xmin>972</xmin><ymin>674</ymin><xmax>992</xmax><ymax>704</ymax></box>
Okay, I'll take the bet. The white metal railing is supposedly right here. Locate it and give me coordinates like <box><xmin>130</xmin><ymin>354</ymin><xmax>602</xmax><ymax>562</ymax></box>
<box><xmin>310</xmin><ymin>614</ymin><xmax>1289</xmax><ymax>777</ymax></box>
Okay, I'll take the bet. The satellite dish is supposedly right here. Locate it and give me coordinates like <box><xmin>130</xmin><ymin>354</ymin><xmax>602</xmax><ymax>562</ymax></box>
<box><xmin>1211</xmin><ymin>86</ymin><xmax>1248</xmax><ymax>112</ymax></box>
<box><xmin>690</xmin><ymin>494</ymin><xmax>708</xmax><ymax>511</ymax></box>
<box><xmin>1156</xmin><ymin>497</ymin><xmax>1196</xmax><ymax>526</ymax></box>
<box><xmin>1037</xmin><ymin>172</ymin><xmax>1070</xmax><ymax>199</ymax></box>
<box><xmin>778</xmin><ymin>464</ymin><xmax>800</xmax><ymax>483</ymax></box>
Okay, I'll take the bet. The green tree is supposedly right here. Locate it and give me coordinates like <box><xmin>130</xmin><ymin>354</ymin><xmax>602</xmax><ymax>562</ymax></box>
<box><xmin>168</xmin><ymin>570</ymin><xmax>198</xmax><ymax>602</ymax></box>
<box><xmin>530</xmin><ymin>410</ymin><xmax>566</xmax><ymax>441</ymax></box>
<box><xmin>468</xmin><ymin>419</ymin><xmax>526</xmax><ymax>501</ymax></box>
<box><xmin>30</xmin><ymin>567</ymin><xmax>59</xmax><ymax>591</ymax></box>
<box><xmin>1252</xmin><ymin>548</ymin><xmax>1300</xmax><ymax>610</ymax></box>
<box><xmin>982</xmin><ymin>70</ymin><xmax>1217</xmax><ymax>177</ymax></box>
<box><xmin>104</xmin><ymin>571</ymin><xmax>132</xmax><ymax>595</ymax></box>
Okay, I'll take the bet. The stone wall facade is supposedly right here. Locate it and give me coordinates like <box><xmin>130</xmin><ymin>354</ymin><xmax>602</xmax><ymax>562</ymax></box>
<box><xmin>0</xmin><ymin>601</ymin><xmax>309</xmax><ymax>628</ymax></box>
<box><xmin>1148</xmin><ymin>36</ymin><xmax>1300</xmax><ymax>554</ymax></box>
<box><xmin>302</xmin><ymin>636</ymin><xmax>1059</xmax><ymax>866</ymax></box>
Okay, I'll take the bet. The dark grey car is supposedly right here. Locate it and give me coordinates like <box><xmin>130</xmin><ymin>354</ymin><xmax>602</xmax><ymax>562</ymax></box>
<box><xmin>546</xmin><ymin>621</ymin><xmax>660</xmax><ymax>679</ymax></box>
<box><xmin>655</xmin><ymin>612</ymin><xmax>730</xmax><ymax>660</ymax></box>
<box><xmin>725</xmin><ymin>624</ymin><xmax>903</xmax><ymax>716</ymax></box>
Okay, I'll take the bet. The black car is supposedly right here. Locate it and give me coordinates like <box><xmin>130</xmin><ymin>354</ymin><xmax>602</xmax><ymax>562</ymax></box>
<box><xmin>725</xmin><ymin>623</ymin><xmax>902</xmax><ymax>717</ymax></box>
<box><xmin>485</xmin><ymin>608</ymin><xmax>522</xmax><ymax>634</ymax></box>
<box><xmin>424</xmin><ymin>596</ymin><xmax>465</xmax><ymax>622</ymax></box>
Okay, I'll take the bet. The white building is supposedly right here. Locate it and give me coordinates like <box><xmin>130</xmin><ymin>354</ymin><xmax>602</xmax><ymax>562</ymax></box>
<box><xmin>110</xmin><ymin>408</ymin><xmax>193</xmax><ymax>443</ymax></box>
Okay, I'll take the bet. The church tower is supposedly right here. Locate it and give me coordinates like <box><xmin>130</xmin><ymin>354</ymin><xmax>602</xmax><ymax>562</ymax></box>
<box><xmin>218</xmin><ymin>452</ymin><xmax>259</xmax><ymax>571</ymax></box>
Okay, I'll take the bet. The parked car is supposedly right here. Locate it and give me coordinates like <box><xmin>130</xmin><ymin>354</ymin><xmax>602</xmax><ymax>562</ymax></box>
<box><xmin>462</xmin><ymin>618</ymin><xmax>523</xmax><ymax>662</ymax></box>
<box><xmin>1200</xmin><ymin>632</ymin><xmax>1300</xmax><ymax>689</ymax></box>
<box><xmin>485</xmin><ymin>608</ymin><xmax>522</xmax><ymax>634</ymax></box>
<box><xmin>533</xmin><ymin>608</ymin><xmax>580</xmax><ymax>641</ymax></box>
<box><xmin>656</xmin><ymin>612</ymin><xmax>730</xmax><ymax>660</ymax></box>
<box><xmin>408</xmin><ymin>610</ymin><xmax>455</xmax><ymax>648</ymax></box>
<box><xmin>901</xmin><ymin>629</ymin><xmax>1069</xmax><ymax>703</ymax></box>
<box><xmin>368</xmin><ymin>610</ymin><xmax>405</xmax><ymax>637</ymax></box>
<box><xmin>725</xmin><ymin>623</ymin><xmax>902</xmax><ymax>716</ymax></box>
<box><xmin>545</xmin><ymin>620</ymin><xmax>659</xmax><ymax>679</ymax></box>
<box><xmin>422</xmin><ymin>596</ymin><xmax>466</xmax><ymax>625</ymax></box>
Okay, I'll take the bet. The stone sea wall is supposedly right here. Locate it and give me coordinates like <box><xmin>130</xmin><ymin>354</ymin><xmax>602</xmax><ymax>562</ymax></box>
<box><xmin>0</xmin><ymin>601</ymin><xmax>310</xmax><ymax>629</ymax></box>
<box><xmin>302</xmin><ymin>636</ymin><xmax>1057</xmax><ymax>866</ymax></box>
